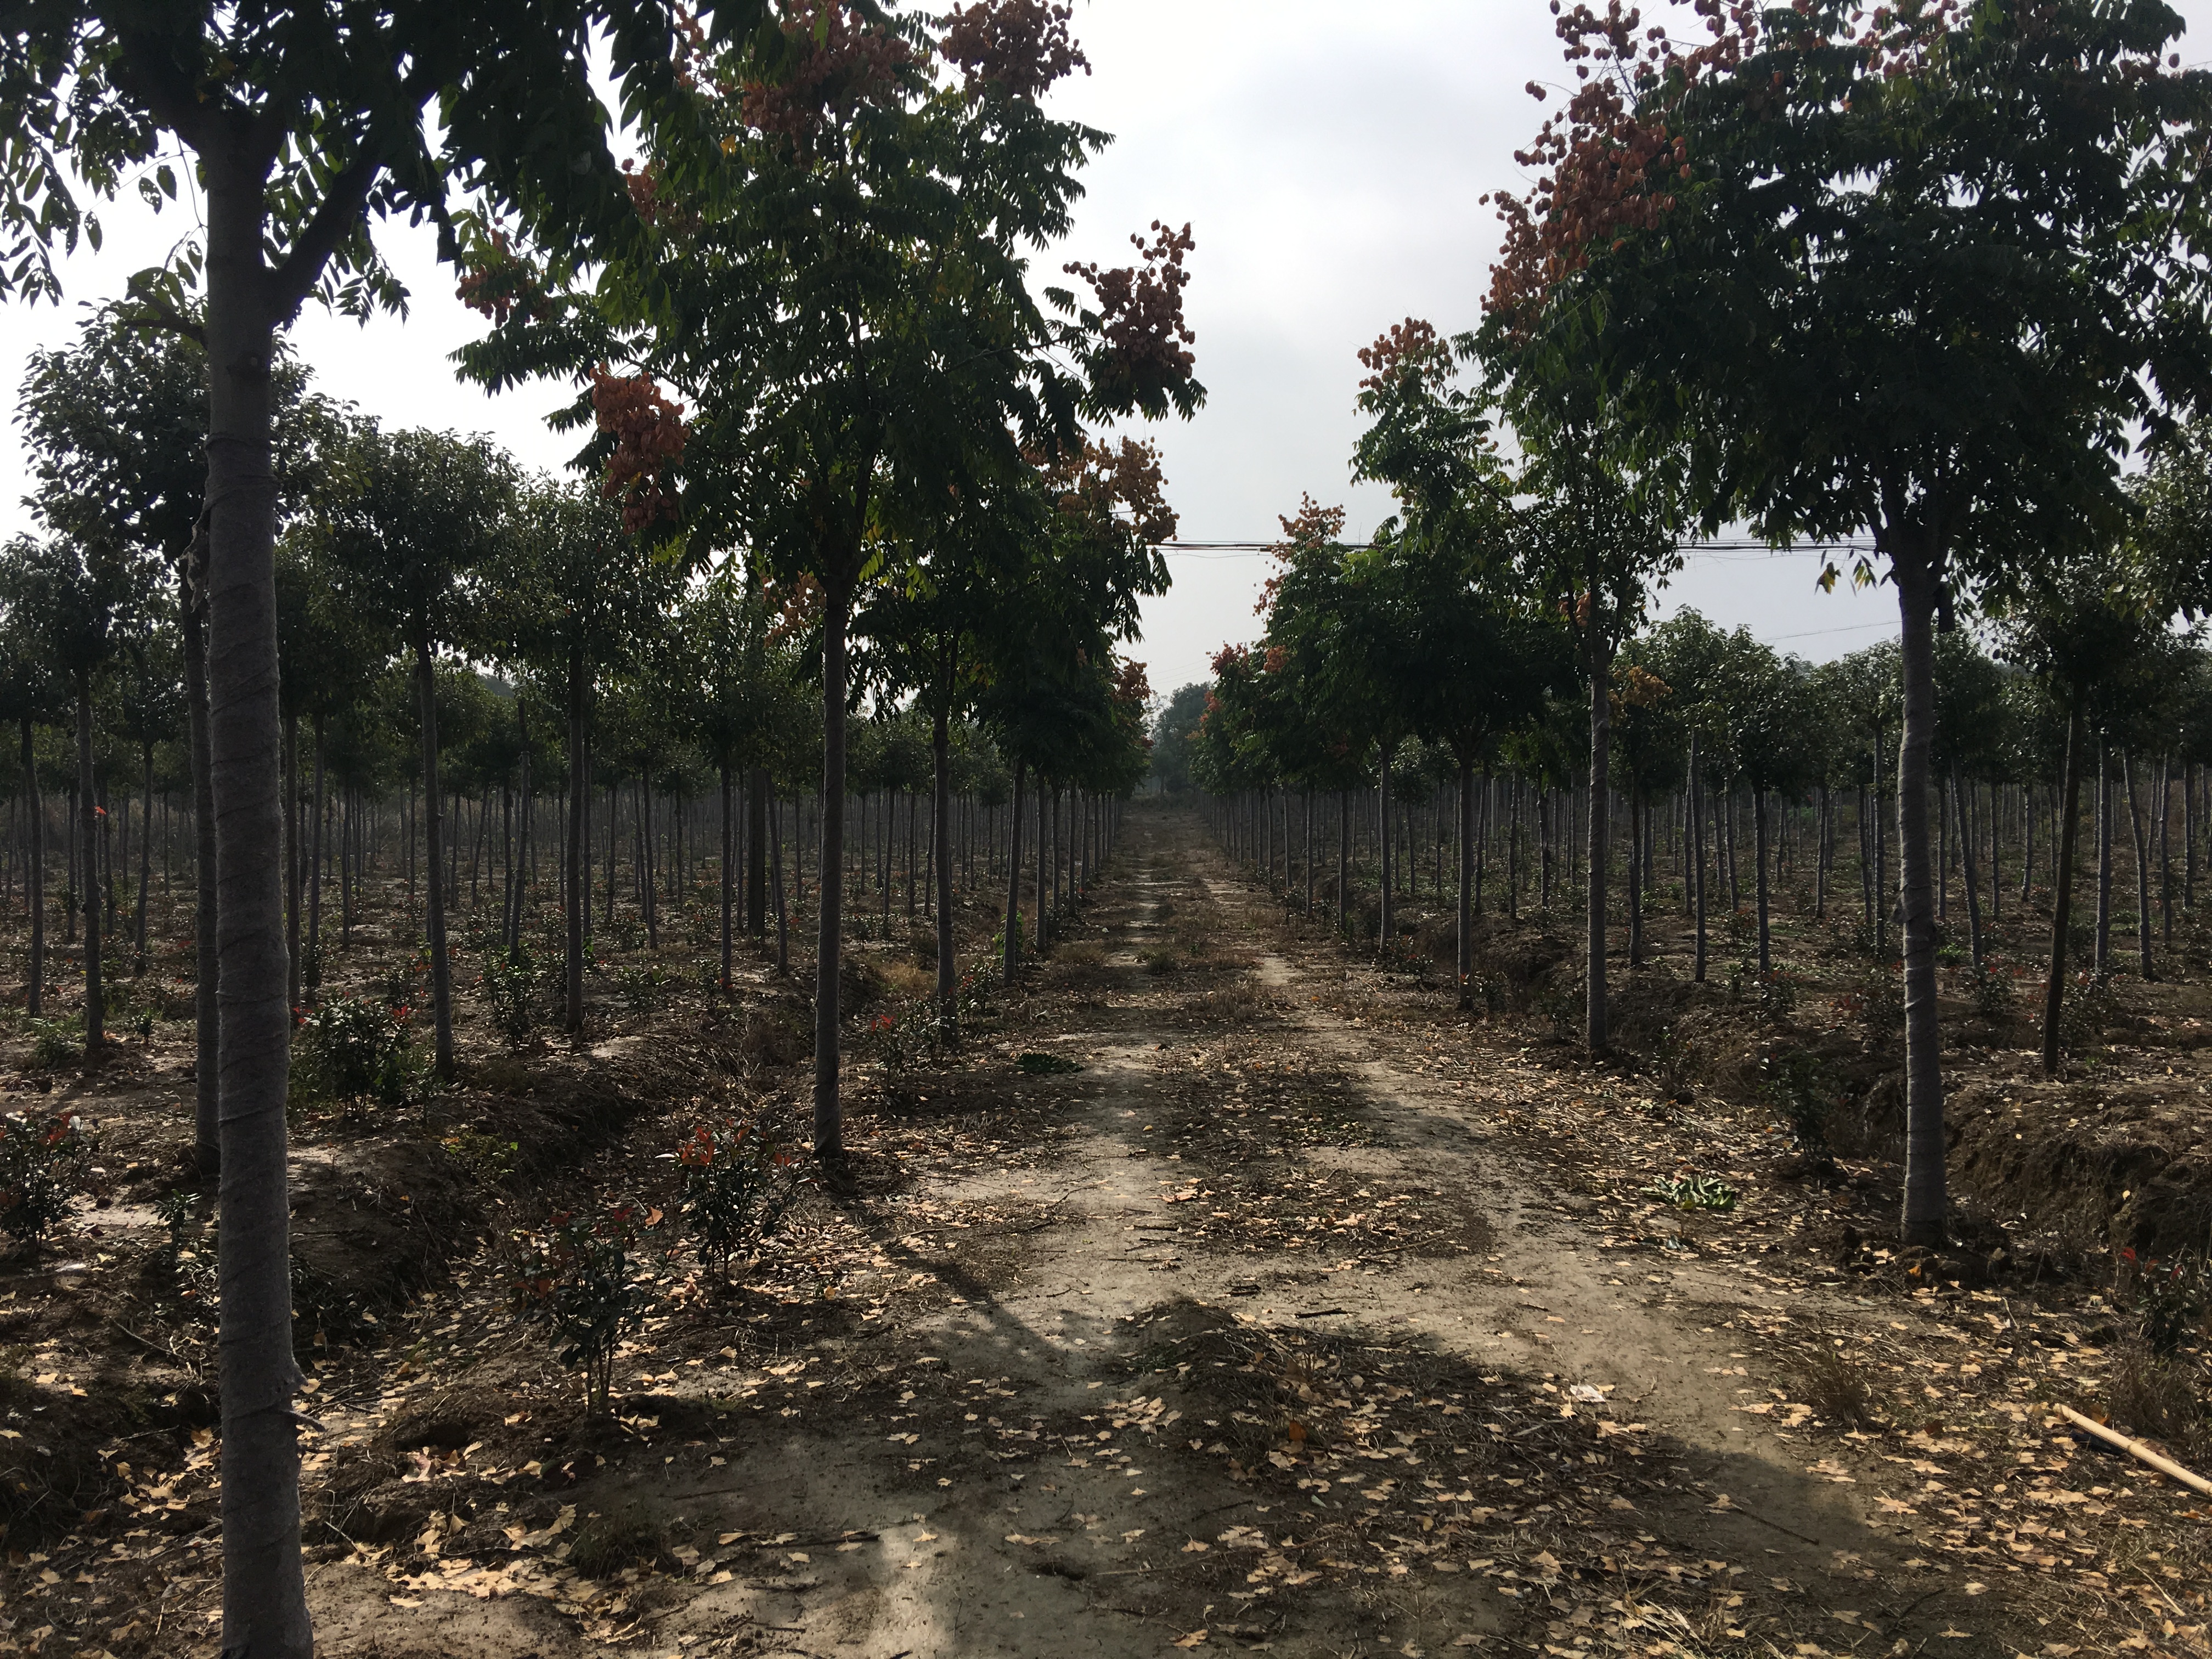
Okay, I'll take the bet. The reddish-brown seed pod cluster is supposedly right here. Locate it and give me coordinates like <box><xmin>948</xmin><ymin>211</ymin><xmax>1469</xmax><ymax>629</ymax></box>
<box><xmin>740</xmin><ymin>0</ymin><xmax>915</xmax><ymax>144</ymax></box>
<box><xmin>592</xmin><ymin>366</ymin><xmax>687</xmax><ymax>533</ymax></box>
<box><xmin>1356</xmin><ymin>318</ymin><xmax>1451</xmax><ymax>394</ymax></box>
<box><xmin>940</xmin><ymin>0</ymin><xmax>1090</xmax><ymax>100</ymax></box>
<box><xmin>1066</xmin><ymin>221</ymin><xmax>1199</xmax><ymax>414</ymax></box>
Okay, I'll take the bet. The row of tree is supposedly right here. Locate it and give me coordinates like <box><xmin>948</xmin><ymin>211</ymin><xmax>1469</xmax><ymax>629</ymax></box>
<box><xmin>0</xmin><ymin>3</ymin><xmax>1187</xmax><ymax>1646</ymax></box>
<box><xmin>1175</xmin><ymin>0</ymin><xmax>2212</xmax><ymax>1263</ymax></box>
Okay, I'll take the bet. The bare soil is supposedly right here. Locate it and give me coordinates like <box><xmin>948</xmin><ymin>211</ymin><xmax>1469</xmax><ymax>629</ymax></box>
<box><xmin>0</xmin><ymin>805</ymin><xmax>2205</xmax><ymax>1658</ymax></box>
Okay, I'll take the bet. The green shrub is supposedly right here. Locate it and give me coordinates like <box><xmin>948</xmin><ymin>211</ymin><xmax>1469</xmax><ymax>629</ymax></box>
<box><xmin>509</xmin><ymin>1205</ymin><xmax>655</xmax><ymax>1414</ymax></box>
<box><xmin>2059</xmin><ymin>969</ymin><xmax>2121</xmax><ymax>1056</ymax></box>
<box><xmin>1962</xmin><ymin>955</ymin><xmax>2017</xmax><ymax>1019</ymax></box>
<box><xmin>1642</xmin><ymin>1173</ymin><xmax>1739</xmax><ymax>1213</ymax></box>
<box><xmin>442</xmin><ymin>1129</ymin><xmax>520</xmax><ymax>1183</ymax></box>
<box><xmin>22</xmin><ymin>1017</ymin><xmax>79</xmax><ymax>1071</ymax></box>
<box><xmin>1760</xmin><ymin>1048</ymin><xmax>1836</xmax><ymax>1152</ymax></box>
<box><xmin>614</xmin><ymin>963</ymin><xmax>668</xmax><ymax>1012</ymax></box>
<box><xmin>2117</xmin><ymin>1248</ymin><xmax>2209</xmax><ymax>1356</ymax></box>
<box><xmin>479</xmin><ymin>942</ymin><xmax>546</xmax><ymax>1044</ymax></box>
<box><xmin>0</xmin><ymin>1113</ymin><xmax>91</xmax><ymax>1245</ymax></box>
<box><xmin>296</xmin><ymin>994</ymin><xmax>418</xmax><ymax>1107</ymax></box>
<box><xmin>671</xmin><ymin>1114</ymin><xmax>798</xmax><ymax>1273</ymax></box>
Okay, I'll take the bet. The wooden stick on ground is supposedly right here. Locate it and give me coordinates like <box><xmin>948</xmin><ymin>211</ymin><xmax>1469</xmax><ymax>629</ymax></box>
<box><xmin>2058</xmin><ymin>1403</ymin><xmax>2212</xmax><ymax>1499</ymax></box>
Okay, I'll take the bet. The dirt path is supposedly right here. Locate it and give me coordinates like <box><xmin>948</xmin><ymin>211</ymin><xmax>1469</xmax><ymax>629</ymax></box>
<box><xmin>283</xmin><ymin>808</ymin><xmax>2185</xmax><ymax>1659</ymax></box>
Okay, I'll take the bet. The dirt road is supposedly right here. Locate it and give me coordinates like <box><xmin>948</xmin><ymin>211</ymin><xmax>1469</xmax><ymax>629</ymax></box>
<box><xmin>292</xmin><ymin>808</ymin><xmax>2192</xmax><ymax>1658</ymax></box>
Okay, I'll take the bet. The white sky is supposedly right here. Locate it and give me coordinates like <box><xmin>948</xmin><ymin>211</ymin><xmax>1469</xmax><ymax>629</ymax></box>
<box><xmin>5</xmin><ymin>0</ymin><xmax>2209</xmax><ymax>699</ymax></box>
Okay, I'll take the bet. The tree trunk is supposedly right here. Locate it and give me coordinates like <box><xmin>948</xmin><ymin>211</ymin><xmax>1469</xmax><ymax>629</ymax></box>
<box><xmin>1628</xmin><ymin>789</ymin><xmax>1645</xmax><ymax>968</ymax></box>
<box><xmin>1891</xmin><ymin>545</ymin><xmax>1946</xmax><ymax>1247</ymax></box>
<box><xmin>21</xmin><ymin>721</ymin><xmax>41</xmax><ymax>1019</ymax></box>
<box><xmin>2096</xmin><ymin>743</ymin><xmax>2113</xmax><ymax>973</ymax></box>
<box><xmin>415</xmin><ymin>642</ymin><xmax>453</xmax><ymax>1079</ymax></box>
<box><xmin>1690</xmin><ymin>736</ymin><xmax>1707</xmax><ymax>983</ymax></box>
<box><xmin>1456</xmin><ymin>755</ymin><xmax>1475</xmax><ymax>1009</ymax></box>
<box><xmin>202</xmin><ymin>153</ymin><xmax>312</xmax><ymax>1653</ymax></box>
<box><xmin>1377</xmin><ymin>755</ymin><xmax>1395</xmax><ymax>954</ymax></box>
<box><xmin>1953</xmin><ymin>766</ymin><xmax>1983</xmax><ymax>971</ymax></box>
<box><xmin>564</xmin><ymin>648</ymin><xmax>588</xmax><ymax>1035</ymax></box>
<box><xmin>719</xmin><ymin>760</ymin><xmax>733</xmax><ymax>990</ymax></box>
<box><xmin>812</xmin><ymin>581</ymin><xmax>851</xmax><ymax>1165</ymax></box>
<box><xmin>933</xmin><ymin>702</ymin><xmax>955</xmax><ymax>1014</ymax></box>
<box><xmin>305</xmin><ymin>722</ymin><xmax>326</xmax><ymax>995</ymax></box>
<box><xmin>2124</xmin><ymin>751</ymin><xmax>2154</xmax><ymax>980</ymax></box>
<box><xmin>1587</xmin><ymin>663</ymin><xmax>1611</xmax><ymax>1054</ymax></box>
<box><xmin>2041</xmin><ymin>705</ymin><xmax>2087</xmax><ymax>1073</ymax></box>
<box><xmin>136</xmin><ymin>742</ymin><xmax>154</xmax><ymax>958</ymax></box>
<box><xmin>1336</xmin><ymin>791</ymin><xmax>1349</xmax><ymax>934</ymax></box>
<box><xmin>77</xmin><ymin>687</ymin><xmax>102</xmax><ymax>1060</ymax></box>
<box><xmin>1003</xmin><ymin>761</ymin><xmax>1027</xmax><ymax>980</ymax></box>
<box><xmin>748</xmin><ymin>765</ymin><xmax>769</xmax><ymax>938</ymax></box>
<box><xmin>284</xmin><ymin>708</ymin><xmax>301</xmax><ymax>1014</ymax></box>
<box><xmin>1753</xmin><ymin>788</ymin><xmax>1771</xmax><ymax>975</ymax></box>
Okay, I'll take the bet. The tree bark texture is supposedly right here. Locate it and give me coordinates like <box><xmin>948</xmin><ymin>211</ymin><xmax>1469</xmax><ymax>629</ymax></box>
<box><xmin>1891</xmin><ymin>544</ymin><xmax>1946</xmax><ymax>1247</ymax></box>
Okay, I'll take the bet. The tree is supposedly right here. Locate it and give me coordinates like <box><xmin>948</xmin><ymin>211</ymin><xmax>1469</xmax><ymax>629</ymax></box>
<box><xmin>1</xmin><ymin>7</ymin><xmax>752</xmax><ymax>1641</ymax></box>
<box><xmin>1483</xmin><ymin>0</ymin><xmax>2212</xmax><ymax>1244</ymax></box>
<box><xmin>1342</xmin><ymin>320</ymin><xmax>1570</xmax><ymax>1006</ymax></box>
<box><xmin>460</xmin><ymin>1</ymin><xmax>1201</xmax><ymax>1167</ymax></box>
<box><xmin>1512</xmin><ymin>451</ymin><xmax>1678</xmax><ymax>1052</ymax></box>
<box><xmin>0</xmin><ymin>535</ymin><xmax>156</xmax><ymax>1062</ymax></box>
<box><xmin>681</xmin><ymin>568</ymin><xmax>812</xmax><ymax>990</ymax></box>
<box><xmin>1149</xmin><ymin>684</ymin><xmax>1209</xmax><ymax>794</ymax></box>
<box><xmin>320</xmin><ymin>425</ymin><xmax>518</xmax><ymax>1079</ymax></box>
<box><xmin>15</xmin><ymin>309</ymin><xmax>219</xmax><ymax>1166</ymax></box>
<box><xmin>484</xmin><ymin>480</ymin><xmax>681</xmax><ymax>1036</ymax></box>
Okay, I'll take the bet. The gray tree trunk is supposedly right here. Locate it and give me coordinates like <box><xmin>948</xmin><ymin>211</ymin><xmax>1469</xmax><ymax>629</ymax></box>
<box><xmin>21</xmin><ymin>721</ymin><xmax>41</xmax><ymax>1018</ymax></box>
<box><xmin>2124</xmin><ymin>751</ymin><xmax>2153</xmax><ymax>980</ymax></box>
<box><xmin>2041</xmin><ymin>706</ymin><xmax>2087</xmax><ymax>1074</ymax></box>
<box><xmin>415</xmin><ymin>644</ymin><xmax>453</xmax><ymax>1079</ymax></box>
<box><xmin>1691</xmin><ymin>735</ymin><xmax>1707</xmax><ymax>983</ymax></box>
<box><xmin>1455</xmin><ymin>755</ymin><xmax>1475</xmax><ymax>1009</ymax></box>
<box><xmin>204</xmin><ymin>147</ymin><xmax>312</xmax><ymax>1654</ymax></box>
<box><xmin>933</xmin><ymin>705</ymin><xmax>955</xmax><ymax>1010</ymax></box>
<box><xmin>77</xmin><ymin>689</ymin><xmax>101</xmax><ymax>1060</ymax></box>
<box><xmin>1003</xmin><ymin>760</ymin><xmax>1026</xmax><ymax>981</ymax></box>
<box><xmin>1891</xmin><ymin>545</ymin><xmax>1946</xmax><ymax>1247</ymax></box>
<box><xmin>813</xmin><ymin>585</ymin><xmax>850</xmax><ymax>1165</ymax></box>
<box><xmin>1587</xmin><ymin>668</ymin><xmax>1611</xmax><ymax>1053</ymax></box>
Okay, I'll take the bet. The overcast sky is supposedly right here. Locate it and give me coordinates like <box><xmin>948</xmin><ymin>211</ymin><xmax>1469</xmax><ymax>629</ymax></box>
<box><xmin>5</xmin><ymin>0</ymin><xmax>2209</xmax><ymax>699</ymax></box>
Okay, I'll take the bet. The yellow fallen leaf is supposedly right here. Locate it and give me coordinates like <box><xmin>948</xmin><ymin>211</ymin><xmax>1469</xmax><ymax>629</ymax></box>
<box><xmin>1173</xmin><ymin>1632</ymin><xmax>1208</xmax><ymax>1649</ymax></box>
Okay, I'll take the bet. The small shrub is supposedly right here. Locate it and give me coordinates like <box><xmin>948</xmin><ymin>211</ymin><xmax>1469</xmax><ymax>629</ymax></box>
<box><xmin>1853</xmin><ymin>958</ymin><xmax>1904</xmax><ymax>1038</ymax></box>
<box><xmin>1761</xmin><ymin>1048</ymin><xmax>1837</xmax><ymax>1152</ymax></box>
<box><xmin>2109</xmin><ymin>1341</ymin><xmax>2210</xmax><ymax>1462</ymax></box>
<box><xmin>1723</xmin><ymin>907</ymin><xmax>1757</xmax><ymax>947</ymax></box>
<box><xmin>1652</xmin><ymin>1029</ymin><xmax>1698</xmax><ymax>1099</ymax></box>
<box><xmin>1462</xmin><ymin>969</ymin><xmax>1507</xmax><ymax>1017</ymax></box>
<box><xmin>297</xmin><ymin>994</ymin><xmax>418</xmax><ymax>1107</ymax></box>
<box><xmin>1799</xmin><ymin>1348</ymin><xmax>1880</xmax><ymax>1429</ymax></box>
<box><xmin>1016</xmin><ymin>1051</ymin><xmax>1084</xmax><ymax>1075</ymax></box>
<box><xmin>1641</xmin><ymin>1173</ymin><xmax>1739</xmax><ymax>1213</ymax></box>
<box><xmin>0</xmin><ymin>1113</ymin><xmax>91</xmax><ymax>1245</ymax></box>
<box><xmin>479</xmin><ymin>943</ymin><xmax>546</xmax><ymax>1045</ymax></box>
<box><xmin>2059</xmin><ymin>970</ymin><xmax>2121</xmax><ymax>1057</ymax></box>
<box><xmin>509</xmin><ymin>1205</ymin><xmax>656</xmax><ymax>1414</ymax></box>
<box><xmin>614</xmin><ymin>963</ymin><xmax>669</xmax><ymax>1012</ymax></box>
<box><xmin>2117</xmin><ymin>1248</ymin><xmax>2210</xmax><ymax>1356</ymax></box>
<box><xmin>1753</xmin><ymin>968</ymin><xmax>1802</xmax><ymax>1022</ymax></box>
<box><xmin>380</xmin><ymin>938</ymin><xmax>430</xmax><ymax>1008</ymax></box>
<box><xmin>442</xmin><ymin>1129</ymin><xmax>520</xmax><ymax>1184</ymax></box>
<box><xmin>670</xmin><ymin>1115</ymin><xmax>798</xmax><ymax>1274</ymax></box>
<box><xmin>567</xmin><ymin>1504</ymin><xmax>672</xmax><ymax>1578</ymax></box>
<box><xmin>22</xmin><ymin>1017</ymin><xmax>79</xmax><ymax>1071</ymax></box>
<box><xmin>1963</xmin><ymin>955</ymin><xmax>2017</xmax><ymax>1019</ymax></box>
<box><xmin>1533</xmin><ymin>972</ymin><xmax>1582</xmax><ymax>1041</ymax></box>
<box><xmin>1138</xmin><ymin>947</ymin><xmax>1182</xmax><ymax>974</ymax></box>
